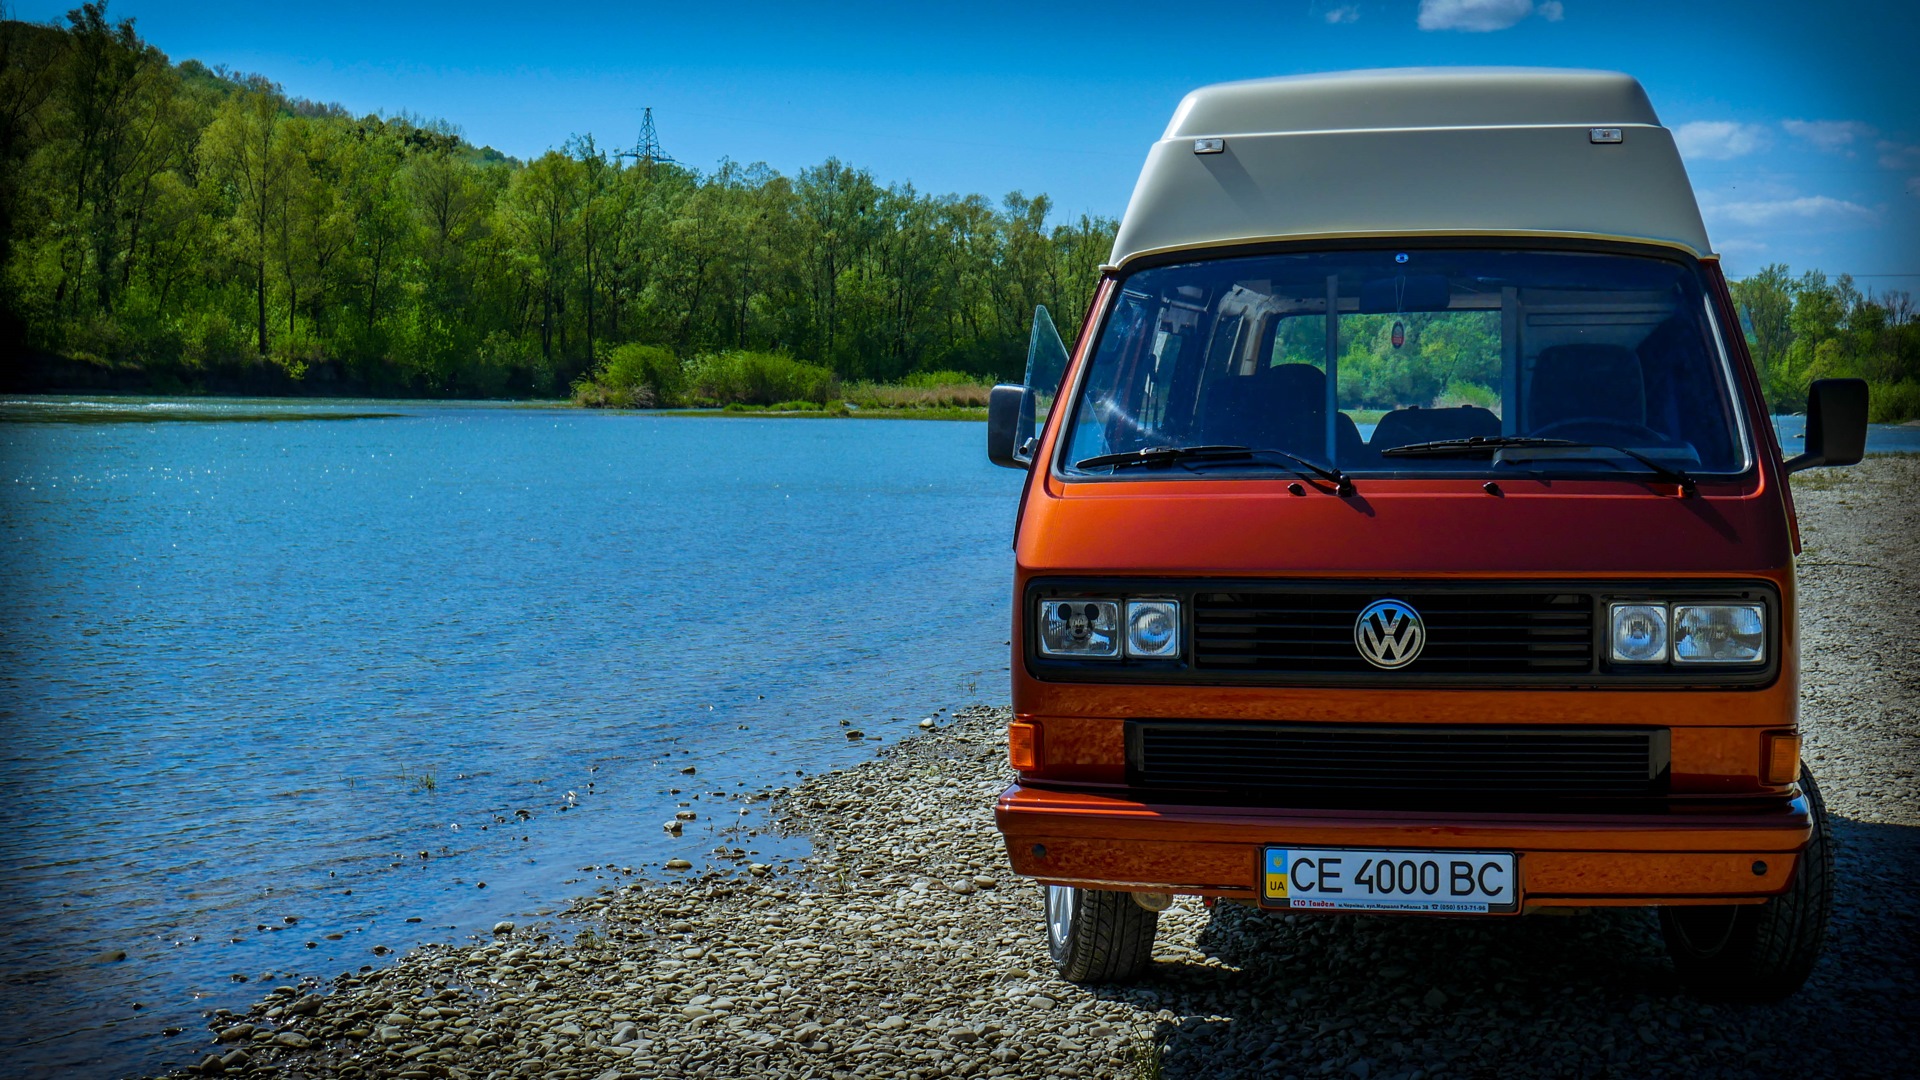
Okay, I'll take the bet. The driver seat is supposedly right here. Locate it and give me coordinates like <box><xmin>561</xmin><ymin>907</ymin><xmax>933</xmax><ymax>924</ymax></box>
<box><xmin>1526</xmin><ymin>344</ymin><xmax>1647</xmax><ymax>431</ymax></box>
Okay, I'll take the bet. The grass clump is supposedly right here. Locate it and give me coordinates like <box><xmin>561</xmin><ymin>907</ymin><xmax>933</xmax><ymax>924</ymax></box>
<box><xmin>843</xmin><ymin>371</ymin><xmax>991</xmax><ymax>409</ymax></box>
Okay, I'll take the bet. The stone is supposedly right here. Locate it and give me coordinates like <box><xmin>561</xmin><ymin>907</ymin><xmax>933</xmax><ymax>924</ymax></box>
<box><xmin>272</xmin><ymin>1031</ymin><xmax>311</xmax><ymax>1048</ymax></box>
<box><xmin>493</xmin><ymin>921</ymin><xmax>516</xmax><ymax>935</ymax></box>
<box><xmin>666</xmin><ymin>859</ymin><xmax>694</xmax><ymax>870</ymax></box>
<box><xmin>1423</xmin><ymin>988</ymin><xmax>1448</xmax><ymax>1008</ymax></box>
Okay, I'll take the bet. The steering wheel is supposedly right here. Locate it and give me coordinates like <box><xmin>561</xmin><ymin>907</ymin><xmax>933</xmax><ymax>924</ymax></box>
<box><xmin>1529</xmin><ymin>416</ymin><xmax>1667</xmax><ymax>445</ymax></box>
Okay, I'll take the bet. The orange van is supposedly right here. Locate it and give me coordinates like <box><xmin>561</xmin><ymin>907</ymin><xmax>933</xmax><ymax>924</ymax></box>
<box><xmin>986</xmin><ymin>69</ymin><xmax>1867</xmax><ymax>1001</ymax></box>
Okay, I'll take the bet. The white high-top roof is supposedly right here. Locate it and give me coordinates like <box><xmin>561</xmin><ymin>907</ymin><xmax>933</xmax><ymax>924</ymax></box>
<box><xmin>1108</xmin><ymin>68</ymin><xmax>1713</xmax><ymax>269</ymax></box>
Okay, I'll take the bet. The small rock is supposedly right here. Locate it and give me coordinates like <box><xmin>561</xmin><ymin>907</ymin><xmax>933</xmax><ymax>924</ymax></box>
<box><xmin>918</xmin><ymin>719</ymin><xmax>935</xmax><ymax>729</ymax></box>
<box><xmin>272</xmin><ymin>1032</ymin><xmax>311</xmax><ymax>1048</ymax></box>
<box><xmin>217</xmin><ymin>1024</ymin><xmax>255</xmax><ymax>1042</ymax></box>
<box><xmin>1423</xmin><ymin>987</ymin><xmax>1448</xmax><ymax>1008</ymax></box>
<box><xmin>675</xmin><ymin>810</ymin><xmax>698</xmax><ymax>821</ymax></box>
<box><xmin>665</xmin><ymin>859</ymin><xmax>693</xmax><ymax>870</ymax></box>
<box><xmin>492</xmin><ymin>921</ymin><xmax>515</xmax><ymax>936</ymax></box>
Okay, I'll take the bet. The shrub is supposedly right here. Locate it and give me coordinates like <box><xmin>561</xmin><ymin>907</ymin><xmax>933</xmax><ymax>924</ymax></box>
<box><xmin>685</xmin><ymin>350</ymin><xmax>837</xmax><ymax>406</ymax></box>
<box><xmin>1868</xmin><ymin>379</ymin><xmax>1920</xmax><ymax>424</ymax></box>
<box><xmin>1432</xmin><ymin>379</ymin><xmax>1501</xmax><ymax>412</ymax></box>
<box><xmin>596</xmin><ymin>343</ymin><xmax>685</xmax><ymax>404</ymax></box>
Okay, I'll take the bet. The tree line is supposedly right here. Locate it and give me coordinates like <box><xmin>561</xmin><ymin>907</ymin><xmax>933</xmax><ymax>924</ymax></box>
<box><xmin>0</xmin><ymin>4</ymin><xmax>1114</xmax><ymax>397</ymax></box>
<box><xmin>1730</xmin><ymin>267</ymin><xmax>1919</xmax><ymax>423</ymax></box>
<box><xmin>3</xmin><ymin>6</ymin><xmax>1914</xmax><ymax>420</ymax></box>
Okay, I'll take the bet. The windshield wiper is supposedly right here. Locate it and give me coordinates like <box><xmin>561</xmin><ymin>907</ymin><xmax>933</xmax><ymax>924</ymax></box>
<box><xmin>1380</xmin><ymin>435</ymin><xmax>1696</xmax><ymax>495</ymax></box>
<box><xmin>1076</xmin><ymin>444</ymin><xmax>1354</xmax><ymax>495</ymax></box>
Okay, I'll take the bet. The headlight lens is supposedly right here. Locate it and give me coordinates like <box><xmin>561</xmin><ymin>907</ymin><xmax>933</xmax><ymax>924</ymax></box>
<box><xmin>1672</xmin><ymin>604</ymin><xmax>1766</xmax><ymax>664</ymax></box>
<box><xmin>1610</xmin><ymin>603</ymin><xmax>1669</xmax><ymax>663</ymax></box>
<box><xmin>1125</xmin><ymin>600</ymin><xmax>1181</xmax><ymax>658</ymax></box>
<box><xmin>1037</xmin><ymin>599</ymin><xmax>1120</xmax><ymax>658</ymax></box>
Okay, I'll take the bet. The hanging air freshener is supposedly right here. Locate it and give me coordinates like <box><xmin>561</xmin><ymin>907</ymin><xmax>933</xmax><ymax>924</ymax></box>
<box><xmin>1391</xmin><ymin>320</ymin><xmax>1405</xmax><ymax>349</ymax></box>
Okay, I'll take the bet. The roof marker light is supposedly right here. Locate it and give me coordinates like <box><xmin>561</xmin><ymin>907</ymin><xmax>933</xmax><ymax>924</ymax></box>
<box><xmin>1590</xmin><ymin>128</ymin><xmax>1623</xmax><ymax>144</ymax></box>
<box><xmin>1193</xmin><ymin>138</ymin><xmax>1225</xmax><ymax>154</ymax></box>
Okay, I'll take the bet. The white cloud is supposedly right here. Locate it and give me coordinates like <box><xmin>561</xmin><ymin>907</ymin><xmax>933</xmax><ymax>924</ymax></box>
<box><xmin>1418</xmin><ymin>0</ymin><xmax>1541</xmax><ymax>32</ymax></box>
<box><xmin>1674</xmin><ymin>121</ymin><xmax>1771</xmax><ymax>161</ymax></box>
<box><xmin>1538</xmin><ymin>1</ymin><xmax>1565</xmax><ymax>19</ymax></box>
<box><xmin>1325</xmin><ymin>4</ymin><xmax>1361</xmax><ymax>23</ymax></box>
<box><xmin>1906</xmin><ymin>175</ymin><xmax>1920</xmax><ymax>199</ymax></box>
<box><xmin>1782</xmin><ymin>119</ymin><xmax>1877</xmax><ymax>152</ymax></box>
<box><xmin>1877</xmin><ymin>140</ymin><xmax>1920</xmax><ymax>172</ymax></box>
<box><xmin>1701</xmin><ymin>194</ymin><xmax>1878</xmax><ymax>227</ymax></box>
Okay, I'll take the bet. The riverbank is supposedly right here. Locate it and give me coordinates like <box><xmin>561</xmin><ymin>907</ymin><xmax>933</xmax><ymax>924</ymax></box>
<box><xmin>161</xmin><ymin>456</ymin><xmax>1919</xmax><ymax>1080</ymax></box>
<box><xmin>676</xmin><ymin>405</ymin><xmax>988</xmax><ymax>421</ymax></box>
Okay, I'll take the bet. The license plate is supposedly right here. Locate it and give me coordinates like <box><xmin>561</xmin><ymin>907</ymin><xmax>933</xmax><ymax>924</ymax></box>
<box><xmin>1261</xmin><ymin>846</ymin><xmax>1519</xmax><ymax>913</ymax></box>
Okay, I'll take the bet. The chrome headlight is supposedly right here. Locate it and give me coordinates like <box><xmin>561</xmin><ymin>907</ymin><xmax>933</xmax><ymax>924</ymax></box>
<box><xmin>1125</xmin><ymin>600</ymin><xmax>1181</xmax><ymax>658</ymax></box>
<box><xmin>1038</xmin><ymin>599</ymin><xmax>1121</xmax><ymax>658</ymax></box>
<box><xmin>1609</xmin><ymin>603</ymin><xmax>1669</xmax><ymax>663</ymax></box>
<box><xmin>1673</xmin><ymin>604</ymin><xmax>1766</xmax><ymax>664</ymax></box>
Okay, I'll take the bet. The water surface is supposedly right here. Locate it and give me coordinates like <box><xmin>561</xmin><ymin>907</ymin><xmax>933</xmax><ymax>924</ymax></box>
<box><xmin>0</xmin><ymin>398</ymin><xmax>1023</xmax><ymax>1077</ymax></box>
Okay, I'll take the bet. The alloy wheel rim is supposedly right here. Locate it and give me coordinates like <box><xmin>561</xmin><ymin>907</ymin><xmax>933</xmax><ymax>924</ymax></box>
<box><xmin>1046</xmin><ymin>884</ymin><xmax>1076</xmax><ymax>947</ymax></box>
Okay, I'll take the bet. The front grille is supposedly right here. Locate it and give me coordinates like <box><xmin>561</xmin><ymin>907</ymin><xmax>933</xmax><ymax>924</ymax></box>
<box><xmin>1129</xmin><ymin>721</ymin><xmax>1667</xmax><ymax>802</ymax></box>
<box><xmin>1193</xmin><ymin>590</ymin><xmax>1594</xmax><ymax>676</ymax></box>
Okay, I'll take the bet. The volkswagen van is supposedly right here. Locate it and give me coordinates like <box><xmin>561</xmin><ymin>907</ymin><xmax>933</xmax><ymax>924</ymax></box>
<box><xmin>985</xmin><ymin>69</ymin><xmax>1867</xmax><ymax>1001</ymax></box>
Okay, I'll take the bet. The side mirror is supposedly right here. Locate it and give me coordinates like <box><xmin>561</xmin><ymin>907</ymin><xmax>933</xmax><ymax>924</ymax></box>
<box><xmin>987</xmin><ymin>384</ymin><xmax>1035</xmax><ymax>469</ymax></box>
<box><xmin>1784</xmin><ymin>378</ymin><xmax>1868</xmax><ymax>473</ymax></box>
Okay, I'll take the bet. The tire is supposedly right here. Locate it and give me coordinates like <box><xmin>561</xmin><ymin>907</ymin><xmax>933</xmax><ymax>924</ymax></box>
<box><xmin>1043</xmin><ymin>884</ymin><xmax>1158</xmax><ymax>983</ymax></box>
<box><xmin>1659</xmin><ymin>767</ymin><xmax>1833</xmax><ymax>1003</ymax></box>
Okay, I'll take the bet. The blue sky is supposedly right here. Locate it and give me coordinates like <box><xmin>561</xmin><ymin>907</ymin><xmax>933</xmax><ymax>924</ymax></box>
<box><xmin>13</xmin><ymin>0</ymin><xmax>1918</xmax><ymax>285</ymax></box>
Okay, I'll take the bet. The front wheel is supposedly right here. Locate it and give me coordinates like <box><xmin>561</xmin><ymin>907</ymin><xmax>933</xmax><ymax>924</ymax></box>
<box><xmin>1659</xmin><ymin>767</ymin><xmax>1832</xmax><ymax>1002</ymax></box>
<box><xmin>1043</xmin><ymin>884</ymin><xmax>1158</xmax><ymax>983</ymax></box>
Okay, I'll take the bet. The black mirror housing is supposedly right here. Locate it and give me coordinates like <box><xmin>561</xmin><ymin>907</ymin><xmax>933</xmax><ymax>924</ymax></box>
<box><xmin>987</xmin><ymin>384</ymin><xmax>1034</xmax><ymax>469</ymax></box>
<box><xmin>1785</xmin><ymin>378</ymin><xmax>1868</xmax><ymax>474</ymax></box>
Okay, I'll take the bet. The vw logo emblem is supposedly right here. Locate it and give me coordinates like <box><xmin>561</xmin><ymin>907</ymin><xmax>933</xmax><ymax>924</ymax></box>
<box><xmin>1355</xmin><ymin>599</ymin><xmax>1425</xmax><ymax>669</ymax></box>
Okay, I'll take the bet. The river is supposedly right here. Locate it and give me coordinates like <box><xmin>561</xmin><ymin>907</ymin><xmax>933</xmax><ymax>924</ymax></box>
<box><xmin>0</xmin><ymin>398</ymin><xmax>1024</xmax><ymax>1077</ymax></box>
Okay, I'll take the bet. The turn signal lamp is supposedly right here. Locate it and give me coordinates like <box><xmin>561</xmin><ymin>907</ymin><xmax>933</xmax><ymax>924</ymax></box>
<box><xmin>1008</xmin><ymin>721</ymin><xmax>1041</xmax><ymax>771</ymax></box>
<box><xmin>1765</xmin><ymin>732</ymin><xmax>1801</xmax><ymax>785</ymax></box>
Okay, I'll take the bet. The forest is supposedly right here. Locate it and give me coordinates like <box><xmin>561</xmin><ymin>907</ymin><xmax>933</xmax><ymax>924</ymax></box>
<box><xmin>1</xmin><ymin>4</ymin><xmax>1914</xmax><ymax>420</ymax></box>
<box><xmin>0</xmin><ymin>4</ymin><xmax>1112</xmax><ymax>400</ymax></box>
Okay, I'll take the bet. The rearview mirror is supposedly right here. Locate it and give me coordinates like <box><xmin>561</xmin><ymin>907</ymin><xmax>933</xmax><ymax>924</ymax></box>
<box><xmin>987</xmin><ymin>384</ymin><xmax>1035</xmax><ymax>469</ymax></box>
<box><xmin>1784</xmin><ymin>378</ymin><xmax>1868</xmax><ymax>474</ymax></box>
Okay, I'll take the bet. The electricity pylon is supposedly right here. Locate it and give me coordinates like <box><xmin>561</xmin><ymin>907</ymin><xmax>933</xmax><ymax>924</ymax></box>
<box><xmin>616</xmin><ymin>108</ymin><xmax>675</xmax><ymax>167</ymax></box>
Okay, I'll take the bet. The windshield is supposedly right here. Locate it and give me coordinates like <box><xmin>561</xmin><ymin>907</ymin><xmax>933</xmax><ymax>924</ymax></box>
<box><xmin>1059</xmin><ymin>249</ymin><xmax>1751</xmax><ymax>479</ymax></box>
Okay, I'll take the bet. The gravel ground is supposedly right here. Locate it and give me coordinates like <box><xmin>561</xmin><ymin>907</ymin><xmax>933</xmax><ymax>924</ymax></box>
<box><xmin>165</xmin><ymin>456</ymin><xmax>1920</xmax><ymax>1080</ymax></box>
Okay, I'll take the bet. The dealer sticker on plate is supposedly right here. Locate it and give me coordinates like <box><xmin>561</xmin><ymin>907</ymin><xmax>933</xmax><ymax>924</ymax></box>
<box><xmin>1262</xmin><ymin>847</ymin><xmax>1519</xmax><ymax>914</ymax></box>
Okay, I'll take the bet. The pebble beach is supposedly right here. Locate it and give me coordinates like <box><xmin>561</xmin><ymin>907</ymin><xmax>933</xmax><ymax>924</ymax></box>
<box><xmin>160</xmin><ymin>455</ymin><xmax>1920</xmax><ymax>1080</ymax></box>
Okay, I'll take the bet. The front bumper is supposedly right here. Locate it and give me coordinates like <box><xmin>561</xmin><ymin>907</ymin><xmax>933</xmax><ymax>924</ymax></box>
<box><xmin>996</xmin><ymin>783</ymin><xmax>1812</xmax><ymax>909</ymax></box>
